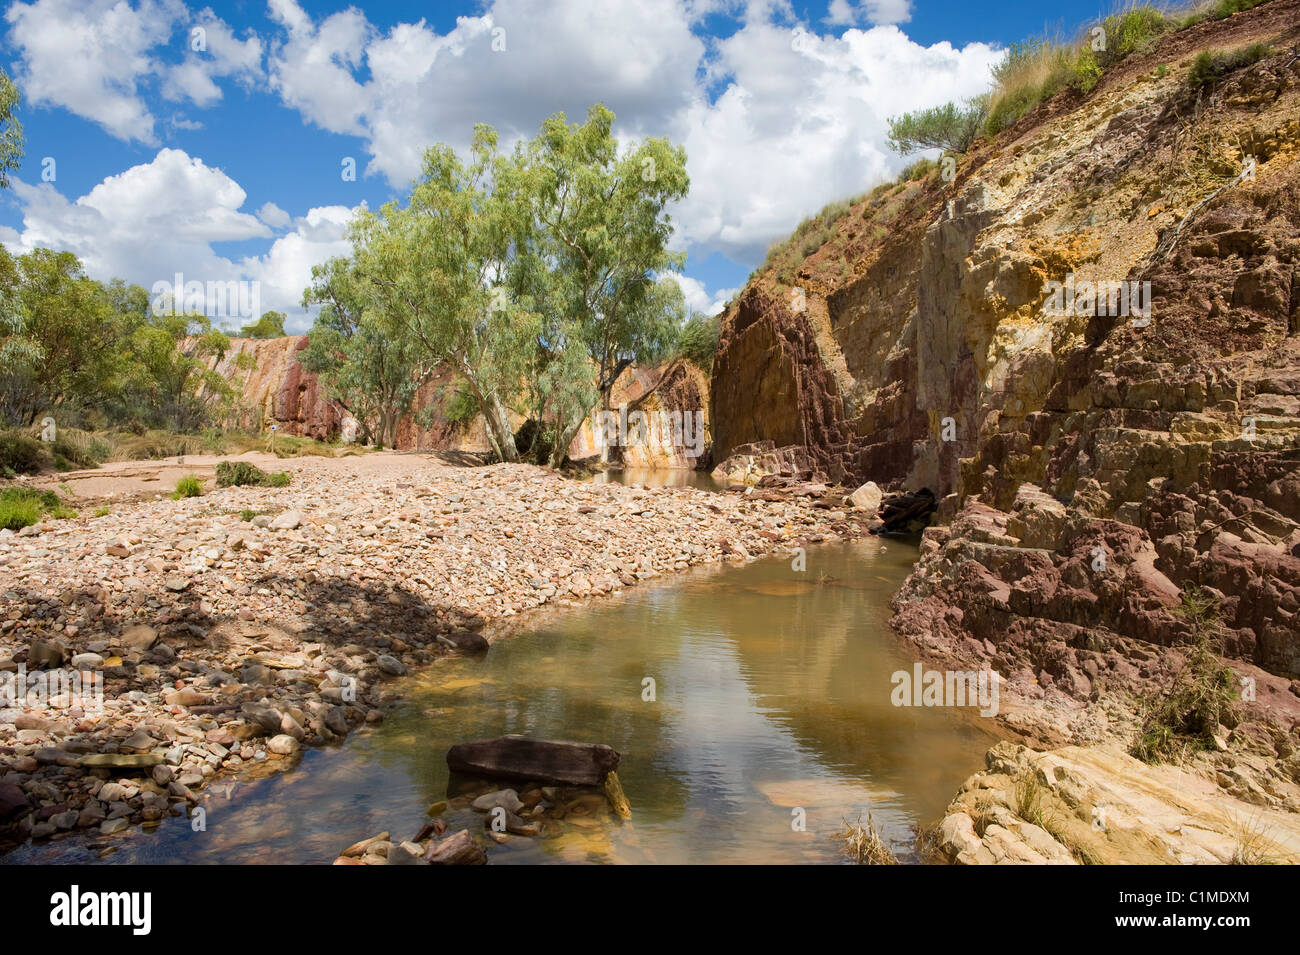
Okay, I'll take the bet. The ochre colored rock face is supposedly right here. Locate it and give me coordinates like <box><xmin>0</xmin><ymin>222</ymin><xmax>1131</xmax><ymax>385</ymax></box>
<box><xmin>207</xmin><ymin>335</ymin><xmax>343</xmax><ymax>440</ymax></box>
<box><xmin>707</xmin><ymin>2</ymin><xmax>1300</xmax><ymax>762</ymax></box>
<box><xmin>710</xmin><ymin>286</ymin><xmax>854</xmax><ymax>480</ymax></box>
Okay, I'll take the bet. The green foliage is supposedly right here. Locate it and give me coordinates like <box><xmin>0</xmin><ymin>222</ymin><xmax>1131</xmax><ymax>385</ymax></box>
<box><xmin>301</xmin><ymin>255</ymin><xmax>431</xmax><ymax>448</ymax></box>
<box><xmin>0</xmin><ymin>69</ymin><xmax>23</xmax><ymax>190</ymax></box>
<box><xmin>91</xmin><ymin>505</ymin><xmax>110</xmax><ymax>518</ymax></box>
<box><xmin>52</xmin><ymin>429</ymin><xmax>109</xmax><ymax>469</ymax></box>
<box><xmin>1188</xmin><ymin>43</ymin><xmax>1272</xmax><ymax>89</ymax></box>
<box><xmin>1101</xmin><ymin>6</ymin><xmax>1169</xmax><ymax>65</ymax></box>
<box><xmin>0</xmin><ymin>431</ymin><xmax>44</xmax><ymax>473</ymax></box>
<box><xmin>0</xmin><ymin>246</ymin><xmax>233</xmax><ymax>434</ymax></box>
<box><xmin>0</xmin><ymin>494</ymin><xmax>38</xmax><ymax>530</ymax></box>
<box><xmin>172</xmin><ymin>474</ymin><xmax>203</xmax><ymax>498</ymax></box>
<box><xmin>320</xmin><ymin>104</ymin><xmax>690</xmax><ymax>468</ymax></box>
<box><xmin>899</xmin><ymin>156</ymin><xmax>938</xmax><ymax>182</ymax></box>
<box><xmin>1209</xmin><ymin>0</ymin><xmax>1268</xmax><ymax>19</ymax></box>
<box><xmin>886</xmin><ymin>97</ymin><xmax>987</xmax><ymax>155</ymax></box>
<box><xmin>440</xmin><ymin>383</ymin><xmax>480</xmax><ymax>427</ymax></box>
<box><xmin>1131</xmin><ymin>586</ymin><xmax>1238</xmax><ymax>764</ymax></box>
<box><xmin>0</xmin><ymin>486</ymin><xmax>75</xmax><ymax>529</ymax></box>
<box><xmin>124</xmin><ymin>310</ymin><xmax>232</xmax><ymax>432</ymax></box>
<box><xmin>678</xmin><ymin>312</ymin><xmax>721</xmax><ymax>369</ymax></box>
<box><xmin>214</xmin><ymin>460</ymin><xmax>291</xmax><ymax>488</ymax></box>
<box><xmin>983</xmin><ymin>5</ymin><xmax>1172</xmax><ymax>139</ymax></box>
<box><xmin>239</xmin><ymin>311</ymin><xmax>287</xmax><ymax>338</ymax></box>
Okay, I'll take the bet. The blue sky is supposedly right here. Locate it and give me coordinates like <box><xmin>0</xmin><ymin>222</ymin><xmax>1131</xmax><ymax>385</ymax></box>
<box><xmin>0</xmin><ymin>0</ymin><xmax>1113</xmax><ymax>331</ymax></box>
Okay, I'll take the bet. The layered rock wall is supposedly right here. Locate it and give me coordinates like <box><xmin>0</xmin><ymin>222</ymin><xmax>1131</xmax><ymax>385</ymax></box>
<box><xmin>709</xmin><ymin>0</ymin><xmax>1300</xmax><ymax>788</ymax></box>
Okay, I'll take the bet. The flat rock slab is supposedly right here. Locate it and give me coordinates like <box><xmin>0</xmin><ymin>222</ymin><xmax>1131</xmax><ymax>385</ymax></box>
<box><xmin>80</xmin><ymin>753</ymin><xmax>164</xmax><ymax>770</ymax></box>
<box><xmin>446</xmin><ymin>735</ymin><xmax>620</xmax><ymax>786</ymax></box>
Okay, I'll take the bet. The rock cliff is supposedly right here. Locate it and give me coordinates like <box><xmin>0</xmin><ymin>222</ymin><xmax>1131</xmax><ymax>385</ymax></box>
<box><xmin>709</xmin><ymin>0</ymin><xmax>1300</xmax><ymax>815</ymax></box>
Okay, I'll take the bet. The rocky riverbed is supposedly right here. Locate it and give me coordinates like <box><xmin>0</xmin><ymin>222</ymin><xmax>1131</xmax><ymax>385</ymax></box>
<box><xmin>0</xmin><ymin>453</ymin><xmax>867</xmax><ymax>849</ymax></box>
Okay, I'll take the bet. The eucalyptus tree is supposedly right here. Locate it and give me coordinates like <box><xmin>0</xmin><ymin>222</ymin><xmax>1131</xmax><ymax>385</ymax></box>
<box><xmin>0</xmin><ymin>69</ymin><xmax>23</xmax><ymax>190</ymax></box>
<box><xmin>527</xmin><ymin>105</ymin><xmax>689</xmax><ymax>466</ymax></box>
<box><xmin>301</xmin><ymin>255</ymin><xmax>433</xmax><ymax>448</ymax></box>
<box><xmin>351</xmin><ymin>126</ymin><xmax>543</xmax><ymax>462</ymax></box>
<box><xmin>312</xmin><ymin>106</ymin><xmax>690</xmax><ymax>467</ymax></box>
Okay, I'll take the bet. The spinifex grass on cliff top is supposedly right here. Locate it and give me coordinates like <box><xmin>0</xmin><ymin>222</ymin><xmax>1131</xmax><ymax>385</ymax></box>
<box><xmin>983</xmin><ymin>3</ymin><xmax>1173</xmax><ymax>137</ymax></box>
<box><xmin>1131</xmin><ymin>586</ymin><xmax>1239</xmax><ymax>764</ymax></box>
<box><xmin>1187</xmin><ymin>42</ymin><xmax>1274</xmax><ymax>88</ymax></box>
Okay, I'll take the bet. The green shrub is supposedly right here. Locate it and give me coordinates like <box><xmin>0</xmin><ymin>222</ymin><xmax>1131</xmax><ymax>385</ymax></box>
<box><xmin>1099</xmin><ymin>6</ymin><xmax>1169</xmax><ymax>66</ymax></box>
<box><xmin>0</xmin><ymin>496</ymin><xmax>40</xmax><ymax>530</ymax></box>
<box><xmin>887</xmin><ymin>97</ymin><xmax>988</xmax><ymax>155</ymax></box>
<box><xmin>899</xmin><ymin>156</ymin><xmax>937</xmax><ymax>182</ymax></box>
<box><xmin>215</xmin><ymin>460</ymin><xmax>292</xmax><ymax>488</ymax></box>
<box><xmin>678</xmin><ymin>312</ymin><xmax>722</xmax><ymax>369</ymax></box>
<box><xmin>1071</xmin><ymin>49</ymin><xmax>1104</xmax><ymax>92</ymax></box>
<box><xmin>52</xmin><ymin>429</ymin><xmax>109</xmax><ymax>469</ymax></box>
<box><xmin>0</xmin><ymin>487</ymin><xmax>76</xmax><ymax>529</ymax></box>
<box><xmin>983</xmin><ymin>4</ymin><xmax>1172</xmax><ymax>139</ymax></box>
<box><xmin>1188</xmin><ymin>43</ymin><xmax>1272</xmax><ymax>89</ymax></box>
<box><xmin>1210</xmin><ymin>0</ymin><xmax>1268</xmax><ymax>18</ymax></box>
<box><xmin>1131</xmin><ymin>587</ymin><xmax>1238</xmax><ymax>763</ymax></box>
<box><xmin>0</xmin><ymin>432</ymin><xmax>46</xmax><ymax>475</ymax></box>
<box><xmin>172</xmin><ymin>475</ymin><xmax>203</xmax><ymax>498</ymax></box>
<box><xmin>443</xmin><ymin>385</ymin><xmax>479</xmax><ymax>427</ymax></box>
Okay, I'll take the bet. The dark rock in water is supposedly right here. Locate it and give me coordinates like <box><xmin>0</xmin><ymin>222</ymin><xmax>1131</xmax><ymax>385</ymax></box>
<box><xmin>446</xmin><ymin>735</ymin><xmax>620</xmax><ymax>786</ymax></box>
<box><xmin>438</xmin><ymin>629</ymin><xmax>489</xmax><ymax>655</ymax></box>
<box><xmin>871</xmin><ymin>488</ymin><xmax>937</xmax><ymax>535</ymax></box>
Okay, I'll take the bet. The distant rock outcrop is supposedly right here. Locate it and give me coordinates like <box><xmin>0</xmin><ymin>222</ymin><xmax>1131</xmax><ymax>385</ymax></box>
<box><xmin>209</xmin><ymin>335</ymin><xmax>710</xmax><ymax>464</ymax></box>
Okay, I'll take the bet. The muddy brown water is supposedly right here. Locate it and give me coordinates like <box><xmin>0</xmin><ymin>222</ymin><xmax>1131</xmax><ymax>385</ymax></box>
<box><xmin>7</xmin><ymin>532</ymin><xmax>995</xmax><ymax>865</ymax></box>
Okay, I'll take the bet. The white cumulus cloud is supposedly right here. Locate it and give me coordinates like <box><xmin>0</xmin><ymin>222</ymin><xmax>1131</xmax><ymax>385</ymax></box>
<box><xmin>1</xmin><ymin>150</ymin><xmax>357</xmax><ymax>330</ymax></box>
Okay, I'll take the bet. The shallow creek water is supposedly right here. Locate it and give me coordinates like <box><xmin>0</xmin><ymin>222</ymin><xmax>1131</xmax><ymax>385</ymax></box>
<box><xmin>9</xmin><ymin>533</ymin><xmax>995</xmax><ymax>865</ymax></box>
<box><xmin>585</xmin><ymin>466</ymin><xmax>724</xmax><ymax>492</ymax></box>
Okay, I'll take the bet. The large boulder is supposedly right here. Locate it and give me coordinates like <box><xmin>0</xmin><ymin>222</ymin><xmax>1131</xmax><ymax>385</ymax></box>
<box><xmin>446</xmin><ymin>735</ymin><xmax>620</xmax><ymax>786</ymax></box>
<box><xmin>848</xmin><ymin>480</ymin><xmax>883</xmax><ymax>513</ymax></box>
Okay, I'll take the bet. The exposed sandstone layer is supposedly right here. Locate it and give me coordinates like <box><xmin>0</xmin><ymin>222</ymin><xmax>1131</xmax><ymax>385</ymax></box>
<box><xmin>567</xmin><ymin>359</ymin><xmax>712</xmax><ymax>469</ymax></box>
<box><xmin>709</xmin><ymin>0</ymin><xmax>1300</xmax><ymax>826</ymax></box>
<box><xmin>932</xmin><ymin>740</ymin><xmax>1300</xmax><ymax>865</ymax></box>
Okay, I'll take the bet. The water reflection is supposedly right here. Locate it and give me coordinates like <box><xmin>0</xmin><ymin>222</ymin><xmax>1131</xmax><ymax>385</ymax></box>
<box><xmin>585</xmin><ymin>467</ymin><xmax>724</xmax><ymax>492</ymax></box>
<box><xmin>6</xmin><ymin>538</ymin><xmax>995</xmax><ymax>865</ymax></box>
